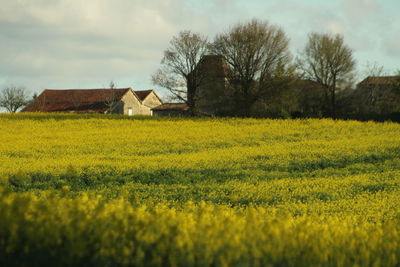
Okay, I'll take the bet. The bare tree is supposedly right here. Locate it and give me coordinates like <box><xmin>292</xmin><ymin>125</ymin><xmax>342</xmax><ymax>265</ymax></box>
<box><xmin>394</xmin><ymin>70</ymin><xmax>400</xmax><ymax>92</ymax></box>
<box><xmin>364</xmin><ymin>62</ymin><xmax>386</xmax><ymax>78</ymax></box>
<box><xmin>353</xmin><ymin>64</ymin><xmax>400</xmax><ymax>116</ymax></box>
<box><xmin>104</xmin><ymin>80</ymin><xmax>118</xmax><ymax>113</ymax></box>
<box><xmin>109</xmin><ymin>80</ymin><xmax>116</xmax><ymax>89</ymax></box>
<box><xmin>68</xmin><ymin>91</ymin><xmax>83</xmax><ymax>110</ymax></box>
<box><xmin>212</xmin><ymin>19</ymin><xmax>295</xmax><ymax>116</ymax></box>
<box><xmin>0</xmin><ymin>86</ymin><xmax>29</xmax><ymax>113</ymax></box>
<box><xmin>152</xmin><ymin>30</ymin><xmax>209</xmax><ymax>114</ymax></box>
<box><xmin>362</xmin><ymin>62</ymin><xmax>387</xmax><ymax>113</ymax></box>
<box><xmin>298</xmin><ymin>33</ymin><xmax>356</xmax><ymax>117</ymax></box>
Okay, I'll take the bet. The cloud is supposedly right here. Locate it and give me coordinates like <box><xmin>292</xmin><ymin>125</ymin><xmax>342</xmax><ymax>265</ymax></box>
<box><xmin>385</xmin><ymin>38</ymin><xmax>400</xmax><ymax>57</ymax></box>
<box><xmin>0</xmin><ymin>0</ymin><xmax>191</xmax><ymax>91</ymax></box>
<box><xmin>0</xmin><ymin>0</ymin><xmax>250</xmax><ymax>92</ymax></box>
<box><xmin>342</xmin><ymin>0</ymin><xmax>380</xmax><ymax>24</ymax></box>
<box><xmin>325</xmin><ymin>21</ymin><xmax>345</xmax><ymax>35</ymax></box>
<box><xmin>0</xmin><ymin>0</ymin><xmax>399</xmax><ymax>93</ymax></box>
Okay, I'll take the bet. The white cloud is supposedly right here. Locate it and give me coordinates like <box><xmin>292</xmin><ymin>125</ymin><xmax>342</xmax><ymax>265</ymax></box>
<box><xmin>385</xmin><ymin>38</ymin><xmax>400</xmax><ymax>57</ymax></box>
<box><xmin>0</xmin><ymin>0</ymin><xmax>190</xmax><ymax>92</ymax></box>
<box><xmin>0</xmin><ymin>0</ymin><xmax>399</xmax><ymax>92</ymax></box>
<box><xmin>326</xmin><ymin>21</ymin><xmax>345</xmax><ymax>35</ymax></box>
<box><xmin>342</xmin><ymin>0</ymin><xmax>380</xmax><ymax>24</ymax></box>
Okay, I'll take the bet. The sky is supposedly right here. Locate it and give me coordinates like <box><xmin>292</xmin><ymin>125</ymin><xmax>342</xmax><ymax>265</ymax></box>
<box><xmin>1</xmin><ymin>0</ymin><xmax>399</xmax><ymax>98</ymax></box>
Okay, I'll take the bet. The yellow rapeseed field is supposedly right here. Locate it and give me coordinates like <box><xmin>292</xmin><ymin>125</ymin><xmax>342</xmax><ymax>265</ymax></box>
<box><xmin>0</xmin><ymin>113</ymin><xmax>399</xmax><ymax>266</ymax></box>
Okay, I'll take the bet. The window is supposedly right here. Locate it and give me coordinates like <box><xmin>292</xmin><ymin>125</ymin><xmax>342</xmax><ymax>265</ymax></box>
<box><xmin>128</xmin><ymin>108</ymin><xmax>133</xmax><ymax>116</ymax></box>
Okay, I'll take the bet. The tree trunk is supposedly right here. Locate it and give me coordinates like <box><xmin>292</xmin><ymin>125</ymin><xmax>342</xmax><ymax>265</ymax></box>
<box><xmin>331</xmin><ymin>90</ymin><xmax>336</xmax><ymax>118</ymax></box>
<box><xmin>331</xmin><ymin>75</ymin><xmax>337</xmax><ymax>118</ymax></box>
<box><xmin>186</xmin><ymin>78</ymin><xmax>197</xmax><ymax>115</ymax></box>
<box><xmin>241</xmin><ymin>81</ymin><xmax>254</xmax><ymax>117</ymax></box>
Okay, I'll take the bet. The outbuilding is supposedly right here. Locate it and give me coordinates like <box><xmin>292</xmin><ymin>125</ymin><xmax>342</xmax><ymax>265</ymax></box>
<box><xmin>22</xmin><ymin>88</ymin><xmax>163</xmax><ymax>116</ymax></box>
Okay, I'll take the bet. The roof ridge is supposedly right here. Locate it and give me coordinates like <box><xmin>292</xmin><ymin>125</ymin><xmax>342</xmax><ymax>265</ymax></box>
<box><xmin>367</xmin><ymin>75</ymin><xmax>399</xmax><ymax>78</ymax></box>
<box><xmin>44</xmin><ymin>88</ymin><xmax>131</xmax><ymax>91</ymax></box>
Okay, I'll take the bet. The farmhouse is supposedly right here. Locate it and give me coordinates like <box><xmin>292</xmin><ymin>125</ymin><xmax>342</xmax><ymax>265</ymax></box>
<box><xmin>22</xmin><ymin>88</ymin><xmax>162</xmax><ymax>115</ymax></box>
<box><xmin>348</xmin><ymin>75</ymin><xmax>400</xmax><ymax>117</ymax></box>
<box><xmin>357</xmin><ymin>76</ymin><xmax>400</xmax><ymax>88</ymax></box>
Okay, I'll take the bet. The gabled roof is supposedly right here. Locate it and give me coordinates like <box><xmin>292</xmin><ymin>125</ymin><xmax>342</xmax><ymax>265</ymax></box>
<box><xmin>358</xmin><ymin>76</ymin><xmax>400</xmax><ymax>88</ymax></box>
<box><xmin>151</xmin><ymin>103</ymin><xmax>188</xmax><ymax>111</ymax></box>
<box><xmin>135</xmin><ymin>90</ymin><xmax>154</xmax><ymax>101</ymax></box>
<box><xmin>22</xmin><ymin>88</ymin><xmax>132</xmax><ymax>113</ymax></box>
<box><xmin>135</xmin><ymin>89</ymin><xmax>163</xmax><ymax>106</ymax></box>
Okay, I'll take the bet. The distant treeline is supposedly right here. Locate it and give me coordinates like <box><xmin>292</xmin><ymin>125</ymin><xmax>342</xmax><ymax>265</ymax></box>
<box><xmin>248</xmin><ymin>77</ymin><xmax>400</xmax><ymax>122</ymax></box>
<box><xmin>152</xmin><ymin>18</ymin><xmax>400</xmax><ymax>122</ymax></box>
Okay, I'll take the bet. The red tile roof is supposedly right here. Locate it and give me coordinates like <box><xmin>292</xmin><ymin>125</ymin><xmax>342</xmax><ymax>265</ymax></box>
<box><xmin>22</xmin><ymin>88</ymin><xmax>131</xmax><ymax>113</ymax></box>
<box><xmin>358</xmin><ymin>76</ymin><xmax>400</xmax><ymax>88</ymax></box>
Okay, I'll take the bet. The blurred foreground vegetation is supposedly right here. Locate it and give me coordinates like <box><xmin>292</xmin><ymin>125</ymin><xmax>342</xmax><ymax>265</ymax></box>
<box><xmin>0</xmin><ymin>114</ymin><xmax>400</xmax><ymax>266</ymax></box>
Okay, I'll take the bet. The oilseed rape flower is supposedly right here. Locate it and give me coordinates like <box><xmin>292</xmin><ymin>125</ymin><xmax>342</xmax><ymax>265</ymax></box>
<box><xmin>0</xmin><ymin>113</ymin><xmax>400</xmax><ymax>266</ymax></box>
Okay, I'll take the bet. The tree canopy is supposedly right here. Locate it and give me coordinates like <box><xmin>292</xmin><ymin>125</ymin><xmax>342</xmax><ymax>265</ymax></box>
<box><xmin>298</xmin><ymin>33</ymin><xmax>356</xmax><ymax>117</ymax></box>
<box><xmin>0</xmin><ymin>86</ymin><xmax>29</xmax><ymax>113</ymax></box>
<box><xmin>152</xmin><ymin>31</ymin><xmax>209</xmax><ymax>113</ymax></box>
<box><xmin>212</xmin><ymin>19</ymin><xmax>295</xmax><ymax>116</ymax></box>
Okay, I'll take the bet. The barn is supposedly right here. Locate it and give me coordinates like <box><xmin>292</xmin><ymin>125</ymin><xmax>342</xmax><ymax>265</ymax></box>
<box><xmin>22</xmin><ymin>88</ymin><xmax>163</xmax><ymax>116</ymax></box>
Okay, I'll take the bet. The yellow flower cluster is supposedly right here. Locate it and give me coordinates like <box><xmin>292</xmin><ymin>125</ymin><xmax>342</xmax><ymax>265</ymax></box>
<box><xmin>0</xmin><ymin>114</ymin><xmax>399</xmax><ymax>178</ymax></box>
<box><xmin>0</xmin><ymin>113</ymin><xmax>399</xmax><ymax>266</ymax></box>
<box><xmin>0</xmin><ymin>190</ymin><xmax>399</xmax><ymax>266</ymax></box>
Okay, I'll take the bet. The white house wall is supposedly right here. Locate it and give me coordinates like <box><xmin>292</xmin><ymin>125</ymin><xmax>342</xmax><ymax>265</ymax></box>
<box><xmin>120</xmin><ymin>90</ymin><xmax>161</xmax><ymax>116</ymax></box>
<box><xmin>121</xmin><ymin>90</ymin><xmax>143</xmax><ymax>115</ymax></box>
<box><xmin>142</xmin><ymin>92</ymin><xmax>162</xmax><ymax>109</ymax></box>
